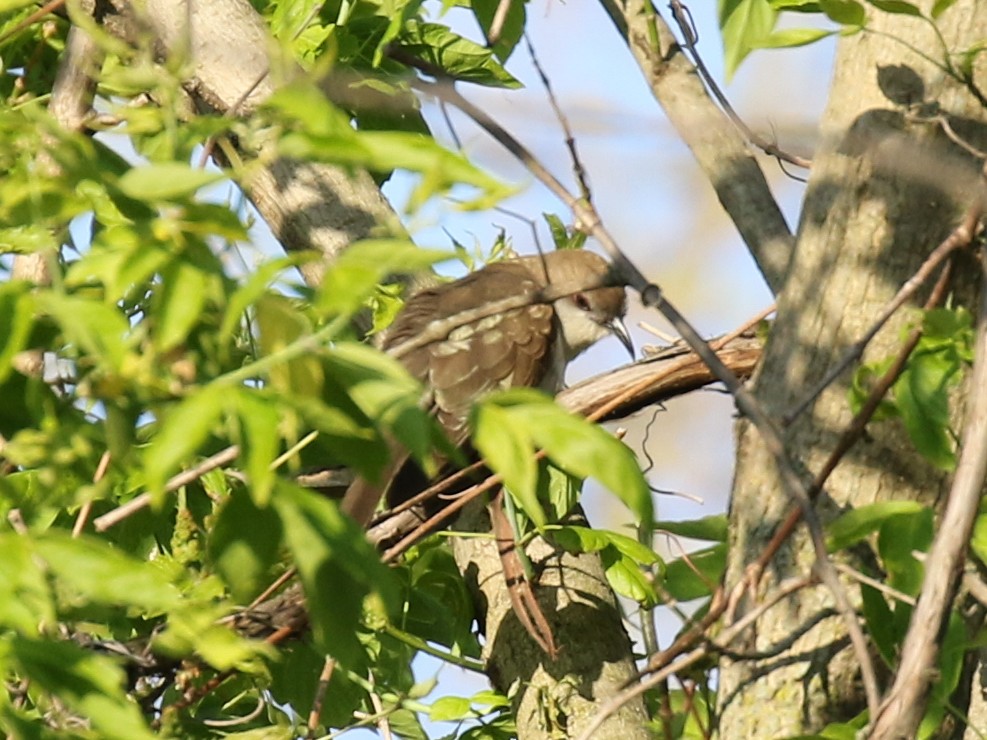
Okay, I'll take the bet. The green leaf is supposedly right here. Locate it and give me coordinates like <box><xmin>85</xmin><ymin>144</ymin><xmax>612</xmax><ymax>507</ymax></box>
<box><xmin>155</xmin><ymin>258</ymin><xmax>209</xmax><ymax>351</ymax></box>
<box><xmin>10</xmin><ymin>637</ymin><xmax>155</xmax><ymax>740</ymax></box>
<box><xmin>543</xmin><ymin>213</ymin><xmax>587</xmax><ymax>251</ymax></box>
<box><xmin>0</xmin><ymin>534</ymin><xmax>56</xmax><ymax>632</ymax></box>
<box><xmin>768</xmin><ymin>0</ymin><xmax>822</xmax><ymax>9</ymax></box>
<box><xmin>269</xmin><ymin>80</ymin><xmax>512</xmax><ymax>210</ymax></box>
<box><xmin>755</xmin><ymin>27</ymin><xmax>834</xmax><ymax>48</ymax></box>
<box><xmin>720</xmin><ymin>0</ymin><xmax>778</xmax><ymax>78</ymax></box>
<box><xmin>157</xmin><ymin>605</ymin><xmax>271</xmax><ymax>671</ymax></box>
<box><xmin>663</xmin><ymin>544</ymin><xmax>726</xmax><ymax>601</ymax></box>
<box><xmin>826</xmin><ymin>501</ymin><xmax>926</xmax><ymax>552</ymax></box>
<box><xmin>273</xmin><ymin>483</ymin><xmax>398</xmax><ymax>665</ymax></box>
<box><xmin>430</xmin><ymin>695</ymin><xmax>475</xmax><ymax>722</ymax></box>
<box><xmin>877</xmin><ymin>507</ymin><xmax>932</xmax><ymax>595</ymax></box>
<box><xmin>395</xmin><ymin>21</ymin><xmax>521</xmax><ymax>88</ymax></box>
<box><xmin>0</xmin><ymin>281</ymin><xmax>33</xmax><ymax>384</ymax></box>
<box><xmin>601</xmin><ymin>546</ymin><xmax>659</xmax><ymax>605</ymax></box>
<box><xmin>144</xmin><ymin>385</ymin><xmax>228</xmax><ymax>499</ymax></box>
<box><xmin>254</xmin><ymin>293</ymin><xmax>325</xmax><ymax>398</ymax></box>
<box><xmin>867</xmin><ymin>0</ymin><xmax>922</xmax><ymax>15</ymax></box>
<box><xmin>931</xmin><ymin>0</ymin><xmax>958</xmax><ymax>17</ymax></box>
<box><xmin>860</xmin><ymin>583</ymin><xmax>898</xmax><ymax>663</ymax></box>
<box><xmin>894</xmin><ymin>347</ymin><xmax>958</xmax><ymax>470</ymax></box>
<box><xmin>971</xmin><ymin>509</ymin><xmax>987</xmax><ymax>568</ymax></box>
<box><xmin>316</xmin><ymin>239</ymin><xmax>450</xmax><ymax>318</ymax></box>
<box><xmin>655</xmin><ymin>515</ymin><xmax>728</xmax><ymax>542</ymax></box>
<box><xmin>547</xmin><ymin>525</ymin><xmax>661</xmax><ymax>566</ymax></box>
<box><xmin>818</xmin><ymin>0</ymin><xmax>866</xmax><ymax>24</ymax></box>
<box><xmin>219</xmin><ymin>255</ymin><xmax>306</xmax><ymax>345</ymax></box>
<box><xmin>472</xmin><ymin>401</ymin><xmax>542</xmax><ymax>525</ymax></box>
<box><xmin>209</xmin><ymin>490</ymin><xmax>284</xmax><ymax>603</ymax></box>
<box><xmin>503</xmin><ymin>390</ymin><xmax>653</xmax><ymax>527</ymax></box>
<box><xmin>36</xmin><ymin>293</ymin><xmax>131</xmax><ymax>371</ymax></box>
<box><xmin>470</xmin><ymin>0</ymin><xmax>526</xmax><ymax>61</ymax></box>
<box><xmin>232</xmin><ymin>390</ymin><xmax>280</xmax><ymax>506</ymax></box>
<box><xmin>325</xmin><ymin>341</ymin><xmax>441</xmax><ymax>472</ymax></box>
<box><xmin>34</xmin><ymin>533</ymin><xmax>178</xmax><ymax>611</ymax></box>
<box><xmin>116</xmin><ymin>163</ymin><xmax>223</xmax><ymax>201</ymax></box>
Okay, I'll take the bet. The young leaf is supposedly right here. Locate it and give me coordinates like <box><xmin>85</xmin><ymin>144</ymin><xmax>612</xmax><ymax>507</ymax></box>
<box><xmin>663</xmin><ymin>545</ymin><xmax>727</xmax><ymax>601</ymax></box>
<box><xmin>316</xmin><ymin>239</ymin><xmax>450</xmax><ymax>318</ymax></box>
<box><xmin>208</xmin><ymin>489</ymin><xmax>284</xmax><ymax>603</ymax></box>
<box><xmin>11</xmin><ymin>637</ymin><xmax>155</xmax><ymax>740</ymax></box>
<box><xmin>144</xmin><ymin>384</ymin><xmax>227</xmax><ymax>499</ymax></box>
<box><xmin>826</xmin><ymin>500</ymin><xmax>926</xmax><ymax>552</ymax></box>
<box><xmin>273</xmin><ymin>483</ymin><xmax>398</xmax><ymax>666</ymax></box>
<box><xmin>472</xmin><ymin>401</ymin><xmax>543</xmax><ymax>525</ymax></box>
<box><xmin>115</xmin><ymin>163</ymin><xmax>223</xmax><ymax>202</ymax></box>
<box><xmin>720</xmin><ymin>0</ymin><xmax>778</xmax><ymax>78</ymax></box>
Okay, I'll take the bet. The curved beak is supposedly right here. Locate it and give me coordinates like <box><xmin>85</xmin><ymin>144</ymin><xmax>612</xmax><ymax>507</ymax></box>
<box><xmin>607</xmin><ymin>317</ymin><xmax>635</xmax><ymax>360</ymax></box>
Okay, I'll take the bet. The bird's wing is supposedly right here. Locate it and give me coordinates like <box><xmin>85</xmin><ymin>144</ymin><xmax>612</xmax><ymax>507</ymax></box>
<box><xmin>385</xmin><ymin>261</ymin><xmax>558</xmax><ymax>443</ymax></box>
<box><xmin>341</xmin><ymin>263</ymin><xmax>558</xmax><ymax>526</ymax></box>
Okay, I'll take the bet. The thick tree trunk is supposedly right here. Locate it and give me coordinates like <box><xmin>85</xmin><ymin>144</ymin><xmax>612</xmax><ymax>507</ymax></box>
<box><xmin>718</xmin><ymin>3</ymin><xmax>987</xmax><ymax>737</ymax></box>
<box><xmin>452</xmin><ymin>506</ymin><xmax>650</xmax><ymax>740</ymax></box>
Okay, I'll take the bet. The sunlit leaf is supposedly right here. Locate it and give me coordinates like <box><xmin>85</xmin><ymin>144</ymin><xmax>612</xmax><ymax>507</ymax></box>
<box><xmin>273</xmin><ymin>483</ymin><xmax>398</xmax><ymax>665</ymax></box>
<box><xmin>663</xmin><ymin>545</ymin><xmax>726</xmax><ymax>601</ymax></box>
<box><xmin>826</xmin><ymin>500</ymin><xmax>926</xmax><ymax>552</ymax></box>
<box><xmin>10</xmin><ymin>637</ymin><xmax>155</xmax><ymax>740</ymax></box>
<box><xmin>116</xmin><ymin>163</ymin><xmax>223</xmax><ymax>201</ymax></box>
<box><xmin>720</xmin><ymin>0</ymin><xmax>778</xmax><ymax>77</ymax></box>
<box><xmin>144</xmin><ymin>385</ymin><xmax>227</xmax><ymax>500</ymax></box>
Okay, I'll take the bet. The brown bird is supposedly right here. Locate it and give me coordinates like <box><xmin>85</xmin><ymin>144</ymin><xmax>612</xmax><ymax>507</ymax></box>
<box><xmin>341</xmin><ymin>249</ymin><xmax>632</xmax><ymax>527</ymax></box>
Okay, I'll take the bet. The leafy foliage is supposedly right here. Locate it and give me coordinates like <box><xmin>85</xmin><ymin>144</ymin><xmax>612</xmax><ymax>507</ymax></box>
<box><xmin>0</xmin><ymin>1</ymin><xmax>669</xmax><ymax>736</ymax></box>
<box><xmin>850</xmin><ymin>307</ymin><xmax>972</xmax><ymax>470</ymax></box>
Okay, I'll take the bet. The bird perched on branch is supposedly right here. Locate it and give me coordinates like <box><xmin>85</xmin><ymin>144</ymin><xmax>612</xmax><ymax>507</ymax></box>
<box><xmin>341</xmin><ymin>249</ymin><xmax>633</xmax><ymax>527</ymax></box>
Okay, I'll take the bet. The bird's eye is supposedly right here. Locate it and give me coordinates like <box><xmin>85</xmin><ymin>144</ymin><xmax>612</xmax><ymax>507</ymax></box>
<box><xmin>573</xmin><ymin>292</ymin><xmax>591</xmax><ymax>311</ymax></box>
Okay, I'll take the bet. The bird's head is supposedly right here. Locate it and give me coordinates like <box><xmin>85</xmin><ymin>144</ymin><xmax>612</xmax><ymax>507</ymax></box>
<box><xmin>540</xmin><ymin>251</ymin><xmax>633</xmax><ymax>361</ymax></box>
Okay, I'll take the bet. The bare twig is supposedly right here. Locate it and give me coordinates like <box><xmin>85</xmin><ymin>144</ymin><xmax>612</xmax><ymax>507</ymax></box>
<box><xmin>73</xmin><ymin>450</ymin><xmax>111</xmax><ymax>537</ymax></box>
<box><xmin>524</xmin><ymin>33</ymin><xmax>592</xmax><ymax>203</ymax></box>
<box><xmin>667</xmin><ymin>0</ymin><xmax>811</xmax><ymax>170</ymax></box>
<box><xmin>307</xmin><ymin>656</ymin><xmax>336</xmax><ymax>735</ymax></box>
<box><xmin>93</xmin><ymin>445</ymin><xmax>241</xmax><ymax>532</ymax></box>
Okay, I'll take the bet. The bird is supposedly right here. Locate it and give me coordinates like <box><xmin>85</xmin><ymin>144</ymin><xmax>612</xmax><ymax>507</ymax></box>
<box><xmin>340</xmin><ymin>249</ymin><xmax>633</xmax><ymax>528</ymax></box>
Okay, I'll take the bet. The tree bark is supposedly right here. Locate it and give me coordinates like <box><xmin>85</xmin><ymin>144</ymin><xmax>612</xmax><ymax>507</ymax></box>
<box><xmin>452</xmin><ymin>506</ymin><xmax>651</xmax><ymax>740</ymax></box>
<box><xmin>719</xmin><ymin>3</ymin><xmax>987</xmax><ymax>737</ymax></box>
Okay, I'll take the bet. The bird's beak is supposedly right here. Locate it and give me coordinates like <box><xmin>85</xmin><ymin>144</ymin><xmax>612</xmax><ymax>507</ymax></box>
<box><xmin>608</xmin><ymin>317</ymin><xmax>635</xmax><ymax>360</ymax></box>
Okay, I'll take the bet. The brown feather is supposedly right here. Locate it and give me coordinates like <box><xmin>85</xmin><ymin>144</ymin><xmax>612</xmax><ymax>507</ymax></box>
<box><xmin>341</xmin><ymin>251</ymin><xmax>625</xmax><ymax>526</ymax></box>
